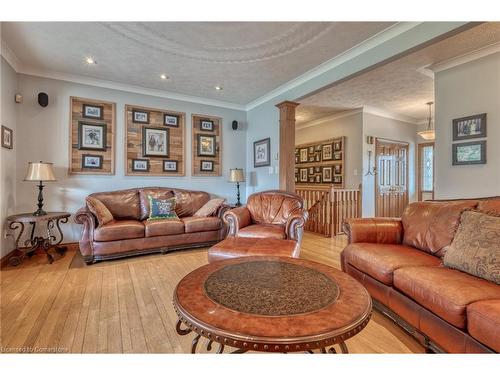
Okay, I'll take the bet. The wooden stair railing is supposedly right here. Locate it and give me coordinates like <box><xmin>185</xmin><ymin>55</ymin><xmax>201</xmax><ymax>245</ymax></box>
<box><xmin>295</xmin><ymin>184</ymin><xmax>362</xmax><ymax>237</ymax></box>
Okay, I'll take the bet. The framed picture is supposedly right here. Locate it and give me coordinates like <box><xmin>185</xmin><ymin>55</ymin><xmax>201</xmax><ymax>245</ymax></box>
<box><xmin>309</xmin><ymin>167</ymin><xmax>314</xmax><ymax>174</ymax></box>
<box><xmin>309</xmin><ymin>156</ymin><xmax>315</xmax><ymax>162</ymax></box>
<box><xmin>333</xmin><ymin>152</ymin><xmax>342</xmax><ymax>161</ymax></box>
<box><xmin>200</xmin><ymin>160</ymin><xmax>214</xmax><ymax>172</ymax></box>
<box><xmin>309</xmin><ymin>146</ymin><xmax>314</xmax><ymax>153</ymax></box>
<box><xmin>299</xmin><ymin>148</ymin><xmax>308</xmax><ymax>163</ymax></box>
<box><xmin>132</xmin><ymin>158</ymin><xmax>149</xmax><ymax>172</ymax></box>
<box><xmin>315</xmin><ymin>145</ymin><xmax>321</xmax><ymax>151</ymax></box>
<box><xmin>452</xmin><ymin>113</ymin><xmax>487</xmax><ymax>141</ymax></box>
<box><xmin>197</xmin><ymin>134</ymin><xmax>216</xmax><ymax>157</ymax></box>
<box><xmin>1</xmin><ymin>125</ymin><xmax>13</xmax><ymax>149</ymax></box>
<box><xmin>81</xmin><ymin>154</ymin><xmax>103</xmax><ymax>169</ymax></box>
<box><xmin>295</xmin><ymin>175</ymin><xmax>298</xmax><ymax>183</ymax></box>
<box><xmin>452</xmin><ymin>141</ymin><xmax>486</xmax><ymax>165</ymax></box>
<box><xmin>142</xmin><ymin>127</ymin><xmax>169</xmax><ymax>157</ymax></box>
<box><xmin>315</xmin><ymin>154</ymin><xmax>321</xmax><ymax>162</ymax></box>
<box><xmin>322</xmin><ymin>144</ymin><xmax>333</xmax><ymax>160</ymax></box>
<box><xmin>82</xmin><ymin>104</ymin><xmax>104</xmax><ymax>120</ymax></box>
<box><xmin>254</xmin><ymin>138</ymin><xmax>271</xmax><ymax>168</ymax></box>
<box><xmin>133</xmin><ymin>110</ymin><xmax>149</xmax><ymax>124</ymax></box>
<box><xmin>334</xmin><ymin>141</ymin><xmax>342</xmax><ymax>151</ymax></box>
<box><xmin>163</xmin><ymin>160</ymin><xmax>178</xmax><ymax>172</ymax></box>
<box><xmin>322</xmin><ymin>166</ymin><xmax>333</xmax><ymax>183</ymax></box>
<box><xmin>333</xmin><ymin>176</ymin><xmax>343</xmax><ymax>184</ymax></box>
<box><xmin>334</xmin><ymin>165</ymin><xmax>342</xmax><ymax>174</ymax></box>
<box><xmin>315</xmin><ymin>167</ymin><xmax>320</xmax><ymax>173</ymax></box>
<box><xmin>200</xmin><ymin>120</ymin><xmax>214</xmax><ymax>132</ymax></box>
<box><xmin>164</xmin><ymin>114</ymin><xmax>179</xmax><ymax>127</ymax></box>
<box><xmin>309</xmin><ymin>177</ymin><xmax>315</xmax><ymax>183</ymax></box>
<box><xmin>295</xmin><ymin>155</ymin><xmax>299</xmax><ymax>163</ymax></box>
<box><xmin>299</xmin><ymin>168</ymin><xmax>308</xmax><ymax>182</ymax></box>
<box><xmin>78</xmin><ymin>122</ymin><xmax>107</xmax><ymax>151</ymax></box>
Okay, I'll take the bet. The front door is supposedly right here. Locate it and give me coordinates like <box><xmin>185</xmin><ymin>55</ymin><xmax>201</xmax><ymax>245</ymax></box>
<box><xmin>375</xmin><ymin>138</ymin><xmax>409</xmax><ymax>217</ymax></box>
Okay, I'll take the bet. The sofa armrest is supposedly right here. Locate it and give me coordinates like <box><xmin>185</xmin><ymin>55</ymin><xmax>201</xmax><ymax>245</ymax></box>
<box><xmin>343</xmin><ymin>217</ymin><xmax>403</xmax><ymax>244</ymax></box>
<box><xmin>74</xmin><ymin>206</ymin><xmax>96</xmax><ymax>261</ymax></box>
<box><xmin>223</xmin><ymin>206</ymin><xmax>252</xmax><ymax>236</ymax></box>
<box><xmin>215</xmin><ymin>203</ymin><xmax>231</xmax><ymax>219</ymax></box>
<box><xmin>285</xmin><ymin>210</ymin><xmax>309</xmax><ymax>242</ymax></box>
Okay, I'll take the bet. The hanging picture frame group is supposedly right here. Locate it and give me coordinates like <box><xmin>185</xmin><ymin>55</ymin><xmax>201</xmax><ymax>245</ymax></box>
<box><xmin>192</xmin><ymin>114</ymin><xmax>222</xmax><ymax>176</ymax></box>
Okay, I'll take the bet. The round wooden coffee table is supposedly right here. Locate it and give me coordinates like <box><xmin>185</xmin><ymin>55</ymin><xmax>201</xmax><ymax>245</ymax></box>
<box><xmin>173</xmin><ymin>256</ymin><xmax>372</xmax><ymax>353</ymax></box>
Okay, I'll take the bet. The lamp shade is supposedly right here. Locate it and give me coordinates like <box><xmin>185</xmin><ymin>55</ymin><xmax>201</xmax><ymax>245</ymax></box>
<box><xmin>24</xmin><ymin>161</ymin><xmax>57</xmax><ymax>182</ymax></box>
<box><xmin>229</xmin><ymin>168</ymin><xmax>245</xmax><ymax>183</ymax></box>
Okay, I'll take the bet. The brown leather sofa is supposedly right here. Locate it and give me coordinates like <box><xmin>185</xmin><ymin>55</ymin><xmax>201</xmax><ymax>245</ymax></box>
<box><xmin>341</xmin><ymin>198</ymin><xmax>500</xmax><ymax>353</ymax></box>
<box><xmin>207</xmin><ymin>190</ymin><xmax>308</xmax><ymax>262</ymax></box>
<box><xmin>75</xmin><ymin>187</ymin><xmax>229</xmax><ymax>264</ymax></box>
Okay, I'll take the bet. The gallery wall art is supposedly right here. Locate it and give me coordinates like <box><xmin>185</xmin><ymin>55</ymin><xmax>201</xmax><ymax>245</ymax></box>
<box><xmin>294</xmin><ymin>137</ymin><xmax>345</xmax><ymax>187</ymax></box>
<box><xmin>192</xmin><ymin>114</ymin><xmax>222</xmax><ymax>176</ymax></box>
<box><xmin>125</xmin><ymin>105</ymin><xmax>186</xmax><ymax>176</ymax></box>
<box><xmin>69</xmin><ymin>96</ymin><xmax>115</xmax><ymax>175</ymax></box>
<box><xmin>451</xmin><ymin>113</ymin><xmax>487</xmax><ymax>166</ymax></box>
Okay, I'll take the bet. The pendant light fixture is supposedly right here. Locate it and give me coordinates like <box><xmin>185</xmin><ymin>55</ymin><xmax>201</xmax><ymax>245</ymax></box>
<box><xmin>418</xmin><ymin>101</ymin><xmax>435</xmax><ymax>141</ymax></box>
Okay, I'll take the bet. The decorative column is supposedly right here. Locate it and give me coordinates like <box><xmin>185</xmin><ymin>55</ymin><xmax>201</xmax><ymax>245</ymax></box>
<box><xmin>276</xmin><ymin>100</ymin><xmax>299</xmax><ymax>193</ymax></box>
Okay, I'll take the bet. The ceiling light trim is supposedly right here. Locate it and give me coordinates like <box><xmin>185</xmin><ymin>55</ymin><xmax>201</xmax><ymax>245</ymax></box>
<box><xmin>296</xmin><ymin>108</ymin><xmax>363</xmax><ymax>130</ymax></box>
<box><xmin>429</xmin><ymin>40</ymin><xmax>500</xmax><ymax>73</ymax></box>
<box><xmin>245</xmin><ymin>22</ymin><xmax>422</xmax><ymax>111</ymax></box>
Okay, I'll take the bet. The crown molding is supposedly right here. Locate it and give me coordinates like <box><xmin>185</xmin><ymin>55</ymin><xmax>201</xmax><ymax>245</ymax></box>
<box><xmin>429</xmin><ymin>41</ymin><xmax>500</xmax><ymax>73</ymax></box>
<box><xmin>245</xmin><ymin>22</ymin><xmax>422</xmax><ymax>111</ymax></box>
<box><xmin>1</xmin><ymin>39</ymin><xmax>22</xmax><ymax>72</ymax></box>
<box><xmin>296</xmin><ymin>108</ymin><xmax>362</xmax><ymax>130</ymax></box>
<box><xmin>362</xmin><ymin>105</ymin><xmax>419</xmax><ymax>125</ymax></box>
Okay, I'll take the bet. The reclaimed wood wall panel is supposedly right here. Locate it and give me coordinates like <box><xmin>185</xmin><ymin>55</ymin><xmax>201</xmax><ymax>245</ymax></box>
<box><xmin>191</xmin><ymin>114</ymin><xmax>222</xmax><ymax>177</ymax></box>
<box><xmin>69</xmin><ymin>97</ymin><xmax>115</xmax><ymax>175</ymax></box>
<box><xmin>125</xmin><ymin>105</ymin><xmax>186</xmax><ymax>176</ymax></box>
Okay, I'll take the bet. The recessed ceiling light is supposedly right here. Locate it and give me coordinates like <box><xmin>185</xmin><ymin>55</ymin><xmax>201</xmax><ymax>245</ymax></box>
<box><xmin>160</xmin><ymin>74</ymin><xmax>169</xmax><ymax>80</ymax></box>
<box><xmin>85</xmin><ymin>57</ymin><xmax>96</xmax><ymax>65</ymax></box>
<box><xmin>215</xmin><ymin>85</ymin><xmax>223</xmax><ymax>91</ymax></box>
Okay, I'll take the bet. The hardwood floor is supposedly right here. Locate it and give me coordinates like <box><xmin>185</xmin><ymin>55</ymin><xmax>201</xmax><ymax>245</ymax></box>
<box><xmin>0</xmin><ymin>232</ymin><xmax>424</xmax><ymax>354</ymax></box>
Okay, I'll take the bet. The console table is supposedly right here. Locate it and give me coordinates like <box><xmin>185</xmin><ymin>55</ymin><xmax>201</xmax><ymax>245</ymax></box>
<box><xmin>6</xmin><ymin>212</ymin><xmax>71</xmax><ymax>266</ymax></box>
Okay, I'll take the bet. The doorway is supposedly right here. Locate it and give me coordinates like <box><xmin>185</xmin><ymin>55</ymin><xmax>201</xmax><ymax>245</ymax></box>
<box><xmin>375</xmin><ymin>138</ymin><xmax>409</xmax><ymax>217</ymax></box>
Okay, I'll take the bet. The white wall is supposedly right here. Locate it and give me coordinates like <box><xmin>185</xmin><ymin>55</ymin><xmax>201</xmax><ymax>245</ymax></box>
<box><xmin>362</xmin><ymin>112</ymin><xmax>419</xmax><ymax>217</ymax></box>
<box><xmin>0</xmin><ymin>57</ymin><xmax>18</xmax><ymax>257</ymax></box>
<box><xmin>434</xmin><ymin>52</ymin><xmax>500</xmax><ymax>199</ymax></box>
<box><xmin>295</xmin><ymin>111</ymin><xmax>363</xmax><ymax>189</ymax></box>
<box><xmin>15</xmin><ymin>74</ymin><xmax>247</xmax><ymax>243</ymax></box>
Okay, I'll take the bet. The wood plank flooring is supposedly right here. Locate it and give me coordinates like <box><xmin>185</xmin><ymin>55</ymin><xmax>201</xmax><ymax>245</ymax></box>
<box><xmin>0</xmin><ymin>232</ymin><xmax>424</xmax><ymax>354</ymax></box>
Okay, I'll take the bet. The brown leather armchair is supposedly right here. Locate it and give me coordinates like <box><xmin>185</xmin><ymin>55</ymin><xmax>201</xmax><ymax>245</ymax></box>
<box><xmin>224</xmin><ymin>190</ymin><xmax>308</xmax><ymax>243</ymax></box>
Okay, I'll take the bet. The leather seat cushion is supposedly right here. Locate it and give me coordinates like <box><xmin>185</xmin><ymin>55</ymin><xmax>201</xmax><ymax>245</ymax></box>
<box><xmin>467</xmin><ymin>300</ymin><xmax>500</xmax><ymax>352</ymax></box>
<box><xmin>94</xmin><ymin>220</ymin><xmax>145</xmax><ymax>242</ymax></box>
<box><xmin>343</xmin><ymin>243</ymin><xmax>441</xmax><ymax>285</ymax></box>
<box><xmin>144</xmin><ymin>219</ymin><xmax>185</xmax><ymax>237</ymax></box>
<box><xmin>394</xmin><ymin>266</ymin><xmax>500</xmax><ymax>329</ymax></box>
<box><xmin>236</xmin><ymin>224</ymin><xmax>286</xmax><ymax>239</ymax></box>
<box><xmin>182</xmin><ymin>216</ymin><xmax>221</xmax><ymax>233</ymax></box>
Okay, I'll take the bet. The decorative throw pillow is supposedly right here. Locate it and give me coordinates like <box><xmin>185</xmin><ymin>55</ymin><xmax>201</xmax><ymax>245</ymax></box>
<box><xmin>148</xmin><ymin>195</ymin><xmax>179</xmax><ymax>220</ymax></box>
<box><xmin>443</xmin><ymin>210</ymin><xmax>500</xmax><ymax>284</ymax></box>
<box><xmin>193</xmin><ymin>198</ymin><xmax>226</xmax><ymax>217</ymax></box>
<box><xmin>86</xmin><ymin>196</ymin><xmax>114</xmax><ymax>227</ymax></box>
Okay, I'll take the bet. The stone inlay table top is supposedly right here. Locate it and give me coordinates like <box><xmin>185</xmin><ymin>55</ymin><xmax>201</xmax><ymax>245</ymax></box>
<box><xmin>173</xmin><ymin>256</ymin><xmax>372</xmax><ymax>353</ymax></box>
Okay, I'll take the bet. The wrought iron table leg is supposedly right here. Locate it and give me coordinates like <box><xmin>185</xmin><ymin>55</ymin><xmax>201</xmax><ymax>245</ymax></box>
<box><xmin>191</xmin><ymin>334</ymin><xmax>201</xmax><ymax>354</ymax></box>
<box><xmin>8</xmin><ymin>222</ymin><xmax>25</xmax><ymax>266</ymax></box>
<box><xmin>175</xmin><ymin>319</ymin><xmax>192</xmax><ymax>335</ymax></box>
<box><xmin>339</xmin><ymin>342</ymin><xmax>349</xmax><ymax>354</ymax></box>
<box><xmin>216</xmin><ymin>343</ymin><xmax>225</xmax><ymax>354</ymax></box>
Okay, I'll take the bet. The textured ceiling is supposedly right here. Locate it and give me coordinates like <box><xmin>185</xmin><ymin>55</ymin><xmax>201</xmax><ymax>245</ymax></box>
<box><xmin>297</xmin><ymin>22</ymin><xmax>500</xmax><ymax>124</ymax></box>
<box><xmin>1</xmin><ymin>22</ymin><xmax>394</xmax><ymax>105</ymax></box>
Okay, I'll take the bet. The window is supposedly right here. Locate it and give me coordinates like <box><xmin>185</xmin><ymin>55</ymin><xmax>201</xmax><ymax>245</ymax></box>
<box><xmin>418</xmin><ymin>143</ymin><xmax>434</xmax><ymax>200</ymax></box>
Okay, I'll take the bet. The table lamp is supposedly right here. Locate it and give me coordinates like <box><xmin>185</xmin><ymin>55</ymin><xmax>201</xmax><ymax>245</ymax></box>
<box><xmin>229</xmin><ymin>168</ymin><xmax>245</xmax><ymax>207</ymax></box>
<box><xmin>24</xmin><ymin>161</ymin><xmax>57</xmax><ymax>216</ymax></box>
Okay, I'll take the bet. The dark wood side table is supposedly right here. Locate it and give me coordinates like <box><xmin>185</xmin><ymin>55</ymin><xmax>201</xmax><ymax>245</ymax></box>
<box><xmin>6</xmin><ymin>212</ymin><xmax>71</xmax><ymax>266</ymax></box>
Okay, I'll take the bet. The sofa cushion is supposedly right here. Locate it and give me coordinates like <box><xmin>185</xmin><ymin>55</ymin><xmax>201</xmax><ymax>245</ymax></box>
<box><xmin>182</xmin><ymin>216</ymin><xmax>221</xmax><ymax>233</ymax></box>
<box><xmin>86</xmin><ymin>196</ymin><xmax>114</xmax><ymax>227</ymax></box>
<box><xmin>402</xmin><ymin>200</ymin><xmax>478</xmax><ymax>256</ymax></box>
<box><xmin>443</xmin><ymin>210</ymin><xmax>500</xmax><ymax>284</ymax></box>
<box><xmin>90</xmin><ymin>189</ymin><xmax>141</xmax><ymax>220</ymax></box>
<box><xmin>94</xmin><ymin>220</ymin><xmax>145</xmax><ymax>242</ymax></box>
<box><xmin>342</xmin><ymin>243</ymin><xmax>441</xmax><ymax>285</ymax></box>
<box><xmin>174</xmin><ymin>190</ymin><xmax>210</xmax><ymax>217</ymax></box>
<box><xmin>237</xmin><ymin>224</ymin><xmax>286</xmax><ymax>239</ymax></box>
<box><xmin>143</xmin><ymin>219</ymin><xmax>185</xmax><ymax>237</ymax></box>
<box><xmin>467</xmin><ymin>300</ymin><xmax>500</xmax><ymax>352</ymax></box>
<box><xmin>477</xmin><ymin>199</ymin><xmax>500</xmax><ymax>215</ymax></box>
<box><xmin>138</xmin><ymin>187</ymin><xmax>174</xmax><ymax>220</ymax></box>
<box><xmin>393</xmin><ymin>266</ymin><xmax>500</xmax><ymax>329</ymax></box>
<box><xmin>193</xmin><ymin>198</ymin><xmax>225</xmax><ymax>217</ymax></box>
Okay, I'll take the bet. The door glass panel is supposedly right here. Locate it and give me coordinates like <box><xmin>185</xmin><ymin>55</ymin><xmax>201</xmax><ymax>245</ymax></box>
<box><xmin>421</xmin><ymin>145</ymin><xmax>434</xmax><ymax>192</ymax></box>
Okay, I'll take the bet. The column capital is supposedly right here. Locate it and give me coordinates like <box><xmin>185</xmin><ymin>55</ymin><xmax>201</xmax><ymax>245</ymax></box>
<box><xmin>275</xmin><ymin>100</ymin><xmax>300</xmax><ymax>109</ymax></box>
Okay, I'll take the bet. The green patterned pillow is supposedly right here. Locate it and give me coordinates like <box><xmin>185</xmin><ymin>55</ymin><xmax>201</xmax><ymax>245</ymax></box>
<box><xmin>148</xmin><ymin>195</ymin><xmax>179</xmax><ymax>220</ymax></box>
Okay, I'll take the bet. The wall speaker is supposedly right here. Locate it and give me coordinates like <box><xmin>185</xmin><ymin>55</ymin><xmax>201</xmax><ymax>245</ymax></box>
<box><xmin>38</xmin><ymin>92</ymin><xmax>49</xmax><ymax>107</ymax></box>
<box><xmin>232</xmin><ymin>120</ymin><xmax>238</xmax><ymax>130</ymax></box>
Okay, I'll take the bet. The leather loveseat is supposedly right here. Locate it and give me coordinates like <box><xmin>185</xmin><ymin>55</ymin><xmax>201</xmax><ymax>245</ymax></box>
<box><xmin>207</xmin><ymin>190</ymin><xmax>308</xmax><ymax>262</ymax></box>
<box><xmin>75</xmin><ymin>187</ymin><xmax>229</xmax><ymax>264</ymax></box>
<box><xmin>341</xmin><ymin>198</ymin><xmax>500</xmax><ymax>353</ymax></box>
